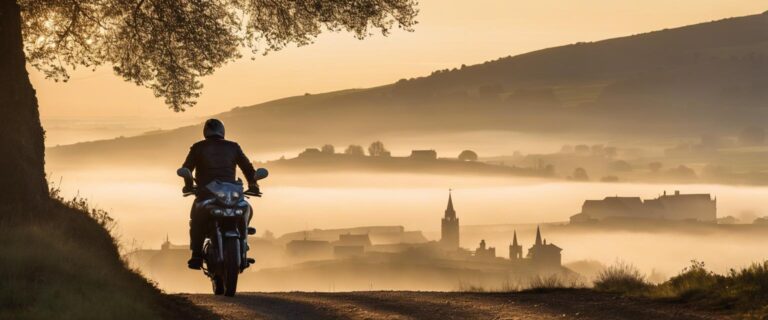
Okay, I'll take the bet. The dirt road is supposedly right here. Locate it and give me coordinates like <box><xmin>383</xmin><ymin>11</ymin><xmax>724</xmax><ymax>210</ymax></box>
<box><xmin>181</xmin><ymin>290</ymin><xmax>727</xmax><ymax>320</ymax></box>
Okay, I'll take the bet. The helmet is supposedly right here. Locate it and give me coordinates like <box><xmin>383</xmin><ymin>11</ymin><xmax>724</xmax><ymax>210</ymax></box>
<box><xmin>203</xmin><ymin>119</ymin><xmax>225</xmax><ymax>139</ymax></box>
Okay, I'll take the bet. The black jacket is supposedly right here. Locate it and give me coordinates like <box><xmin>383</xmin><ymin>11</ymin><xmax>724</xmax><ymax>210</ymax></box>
<box><xmin>182</xmin><ymin>137</ymin><xmax>256</xmax><ymax>197</ymax></box>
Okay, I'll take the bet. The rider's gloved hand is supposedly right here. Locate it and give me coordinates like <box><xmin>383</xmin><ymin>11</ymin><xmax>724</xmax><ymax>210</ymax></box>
<box><xmin>182</xmin><ymin>185</ymin><xmax>196</xmax><ymax>194</ymax></box>
<box><xmin>245</xmin><ymin>184</ymin><xmax>261</xmax><ymax>196</ymax></box>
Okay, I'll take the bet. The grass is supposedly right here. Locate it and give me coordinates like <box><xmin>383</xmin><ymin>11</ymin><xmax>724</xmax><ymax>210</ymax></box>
<box><xmin>0</xmin><ymin>189</ymin><xmax>212</xmax><ymax>320</ymax></box>
<box><xmin>527</xmin><ymin>273</ymin><xmax>586</xmax><ymax>292</ymax></box>
<box><xmin>457</xmin><ymin>273</ymin><xmax>585</xmax><ymax>293</ymax></box>
<box><xmin>594</xmin><ymin>260</ymin><xmax>768</xmax><ymax>318</ymax></box>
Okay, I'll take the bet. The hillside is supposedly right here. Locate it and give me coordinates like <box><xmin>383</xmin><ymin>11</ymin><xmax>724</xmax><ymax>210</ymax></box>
<box><xmin>48</xmin><ymin>12</ymin><xmax>768</xmax><ymax>168</ymax></box>
<box><xmin>0</xmin><ymin>196</ymin><xmax>214</xmax><ymax>319</ymax></box>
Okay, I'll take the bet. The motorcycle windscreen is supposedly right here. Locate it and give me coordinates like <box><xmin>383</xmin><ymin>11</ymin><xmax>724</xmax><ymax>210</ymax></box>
<box><xmin>205</xmin><ymin>180</ymin><xmax>244</xmax><ymax>206</ymax></box>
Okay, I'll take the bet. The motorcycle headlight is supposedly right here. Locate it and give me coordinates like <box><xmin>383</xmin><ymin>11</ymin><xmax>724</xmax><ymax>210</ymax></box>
<box><xmin>235</xmin><ymin>209</ymin><xmax>244</xmax><ymax>215</ymax></box>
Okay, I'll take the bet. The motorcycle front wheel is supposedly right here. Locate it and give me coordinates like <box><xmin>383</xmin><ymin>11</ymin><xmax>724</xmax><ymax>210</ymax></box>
<box><xmin>212</xmin><ymin>275</ymin><xmax>224</xmax><ymax>295</ymax></box>
<box><xmin>223</xmin><ymin>237</ymin><xmax>240</xmax><ymax>297</ymax></box>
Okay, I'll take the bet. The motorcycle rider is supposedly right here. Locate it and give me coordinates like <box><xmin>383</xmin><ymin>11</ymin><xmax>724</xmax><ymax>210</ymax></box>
<box><xmin>181</xmin><ymin>119</ymin><xmax>259</xmax><ymax>269</ymax></box>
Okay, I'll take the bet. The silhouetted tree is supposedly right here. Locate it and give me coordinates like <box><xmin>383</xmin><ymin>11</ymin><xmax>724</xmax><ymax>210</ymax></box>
<box><xmin>609</xmin><ymin>160</ymin><xmax>632</xmax><ymax>172</ymax></box>
<box><xmin>738</xmin><ymin>126</ymin><xmax>766</xmax><ymax>146</ymax></box>
<box><xmin>572</xmin><ymin>167</ymin><xmax>589</xmax><ymax>181</ymax></box>
<box><xmin>667</xmin><ymin>165</ymin><xmax>697</xmax><ymax>179</ymax></box>
<box><xmin>321</xmin><ymin>144</ymin><xmax>335</xmax><ymax>154</ymax></box>
<box><xmin>591</xmin><ymin>144</ymin><xmax>604</xmax><ymax>156</ymax></box>
<box><xmin>458</xmin><ymin>150</ymin><xmax>478</xmax><ymax>161</ymax></box>
<box><xmin>0</xmin><ymin>0</ymin><xmax>417</xmax><ymax>209</ymax></box>
<box><xmin>344</xmin><ymin>145</ymin><xmax>365</xmax><ymax>156</ymax></box>
<box><xmin>717</xmin><ymin>216</ymin><xmax>738</xmax><ymax>225</ymax></box>
<box><xmin>368</xmin><ymin>141</ymin><xmax>389</xmax><ymax>157</ymax></box>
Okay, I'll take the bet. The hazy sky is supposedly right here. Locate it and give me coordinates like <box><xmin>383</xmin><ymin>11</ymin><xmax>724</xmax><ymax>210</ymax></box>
<box><xmin>31</xmin><ymin>0</ymin><xmax>766</xmax><ymax>120</ymax></box>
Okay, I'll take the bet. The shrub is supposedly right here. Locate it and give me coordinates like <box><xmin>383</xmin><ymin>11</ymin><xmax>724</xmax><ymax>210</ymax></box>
<box><xmin>594</xmin><ymin>261</ymin><xmax>650</xmax><ymax>293</ymax></box>
<box><xmin>654</xmin><ymin>260</ymin><xmax>721</xmax><ymax>300</ymax></box>
<box><xmin>607</xmin><ymin>260</ymin><xmax>768</xmax><ymax>317</ymax></box>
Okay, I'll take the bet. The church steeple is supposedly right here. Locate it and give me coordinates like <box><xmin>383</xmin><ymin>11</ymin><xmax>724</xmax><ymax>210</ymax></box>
<box><xmin>535</xmin><ymin>226</ymin><xmax>542</xmax><ymax>246</ymax></box>
<box><xmin>445</xmin><ymin>189</ymin><xmax>456</xmax><ymax>219</ymax></box>
<box><xmin>440</xmin><ymin>189</ymin><xmax>460</xmax><ymax>249</ymax></box>
<box><xmin>161</xmin><ymin>234</ymin><xmax>171</xmax><ymax>250</ymax></box>
<box><xmin>509</xmin><ymin>229</ymin><xmax>523</xmax><ymax>260</ymax></box>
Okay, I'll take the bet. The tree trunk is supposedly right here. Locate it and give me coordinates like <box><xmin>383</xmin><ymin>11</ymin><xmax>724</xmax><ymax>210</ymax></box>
<box><xmin>0</xmin><ymin>0</ymin><xmax>48</xmax><ymax>211</ymax></box>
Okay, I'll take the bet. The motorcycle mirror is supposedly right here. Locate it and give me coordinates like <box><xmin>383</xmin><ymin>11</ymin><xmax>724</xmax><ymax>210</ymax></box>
<box><xmin>177</xmin><ymin>168</ymin><xmax>193</xmax><ymax>179</ymax></box>
<box><xmin>254</xmin><ymin>168</ymin><xmax>269</xmax><ymax>180</ymax></box>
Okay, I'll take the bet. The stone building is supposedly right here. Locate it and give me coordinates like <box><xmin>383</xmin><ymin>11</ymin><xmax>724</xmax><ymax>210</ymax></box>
<box><xmin>474</xmin><ymin>239</ymin><xmax>496</xmax><ymax>259</ymax></box>
<box><xmin>571</xmin><ymin>190</ymin><xmax>716</xmax><ymax>223</ymax></box>
<box><xmin>526</xmin><ymin>226</ymin><xmax>562</xmax><ymax>269</ymax></box>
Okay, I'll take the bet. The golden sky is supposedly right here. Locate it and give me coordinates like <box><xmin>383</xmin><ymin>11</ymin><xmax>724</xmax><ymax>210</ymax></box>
<box><xmin>31</xmin><ymin>0</ymin><xmax>767</xmax><ymax>120</ymax></box>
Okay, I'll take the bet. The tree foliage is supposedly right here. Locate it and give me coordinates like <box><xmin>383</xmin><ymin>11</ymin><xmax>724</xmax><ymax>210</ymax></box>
<box><xmin>344</xmin><ymin>144</ymin><xmax>364</xmax><ymax>156</ymax></box>
<box><xmin>572</xmin><ymin>167</ymin><xmax>589</xmax><ymax>181</ymax></box>
<box><xmin>368</xmin><ymin>140</ymin><xmax>388</xmax><ymax>157</ymax></box>
<box><xmin>320</xmin><ymin>144</ymin><xmax>335</xmax><ymax>154</ymax></box>
<box><xmin>458</xmin><ymin>150</ymin><xmax>477</xmax><ymax>161</ymax></box>
<box><xmin>18</xmin><ymin>0</ymin><xmax>418</xmax><ymax>111</ymax></box>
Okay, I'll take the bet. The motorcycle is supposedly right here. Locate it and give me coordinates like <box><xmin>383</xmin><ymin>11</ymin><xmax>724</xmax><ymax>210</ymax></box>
<box><xmin>176</xmin><ymin>167</ymin><xmax>268</xmax><ymax>297</ymax></box>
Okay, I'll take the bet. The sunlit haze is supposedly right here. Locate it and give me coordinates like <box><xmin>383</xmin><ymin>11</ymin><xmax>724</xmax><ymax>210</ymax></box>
<box><xmin>34</xmin><ymin>0</ymin><xmax>766</xmax><ymax>121</ymax></box>
<box><xmin>31</xmin><ymin>0</ymin><xmax>768</xmax><ymax>296</ymax></box>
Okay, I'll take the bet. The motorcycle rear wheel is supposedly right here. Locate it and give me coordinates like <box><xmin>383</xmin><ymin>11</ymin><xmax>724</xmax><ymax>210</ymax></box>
<box><xmin>223</xmin><ymin>237</ymin><xmax>240</xmax><ymax>297</ymax></box>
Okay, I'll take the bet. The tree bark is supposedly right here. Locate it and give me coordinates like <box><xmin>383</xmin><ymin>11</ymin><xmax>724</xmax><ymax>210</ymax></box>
<box><xmin>0</xmin><ymin>0</ymin><xmax>48</xmax><ymax>211</ymax></box>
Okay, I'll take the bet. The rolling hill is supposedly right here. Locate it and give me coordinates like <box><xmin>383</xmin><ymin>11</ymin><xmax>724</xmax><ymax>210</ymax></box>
<box><xmin>48</xmin><ymin>12</ymin><xmax>768</xmax><ymax>168</ymax></box>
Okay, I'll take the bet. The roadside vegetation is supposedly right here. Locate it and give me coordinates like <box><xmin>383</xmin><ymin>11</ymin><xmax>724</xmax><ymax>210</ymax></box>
<box><xmin>0</xmin><ymin>187</ymin><xmax>212</xmax><ymax>320</ymax></box>
<box><xmin>457</xmin><ymin>273</ymin><xmax>586</xmax><ymax>293</ymax></box>
<box><xmin>593</xmin><ymin>260</ymin><xmax>768</xmax><ymax>318</ymax></box>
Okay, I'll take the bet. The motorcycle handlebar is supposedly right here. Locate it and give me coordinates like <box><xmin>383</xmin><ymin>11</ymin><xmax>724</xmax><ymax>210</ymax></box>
<box><xmin>244</xmin><ymin>190</ymin><xmax>262</xmax><ymax>197</ymax></box>
<box><xmin>177</xmin><ymin>167</ymin><xmax>267</xmax><ymax>197</ymax></box>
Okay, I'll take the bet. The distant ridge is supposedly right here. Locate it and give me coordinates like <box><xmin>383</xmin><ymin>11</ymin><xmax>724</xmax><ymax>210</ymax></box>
<box><xmin>49</xmin><ymin>12</ymin><xmax>768</xmax><ymax>167</ymax></box>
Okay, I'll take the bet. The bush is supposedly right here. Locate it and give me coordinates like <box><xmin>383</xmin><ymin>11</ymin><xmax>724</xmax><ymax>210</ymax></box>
<box><xmin>594</xmin><ymin>261</ymin><xmax>650</xmax><ymax>293</ymax></box>
<box><xmin>654</xmin><ymin>261</ymin><xmax>721</xmax><ymax>300</ymax></box>
<box><xmin>603</xmin><ymin>260</ymin><xmax>768</xmax><ymax>317</ymax></box>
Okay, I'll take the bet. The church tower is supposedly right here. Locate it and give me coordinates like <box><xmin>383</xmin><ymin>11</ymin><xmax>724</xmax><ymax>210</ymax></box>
<box><xmin>440</xmin><ymin>190</ymin><xmax>460</xmax><ymax>249</ymax></box>
<box><xmin>509</xmin><ymin>230</ymin><xmax>523</xmax><ymax>260</ymax></box>
<box><xmin>535</xmin><ymin>225</ymin><xmax>542</xmax><ymax>246</ymax></box>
